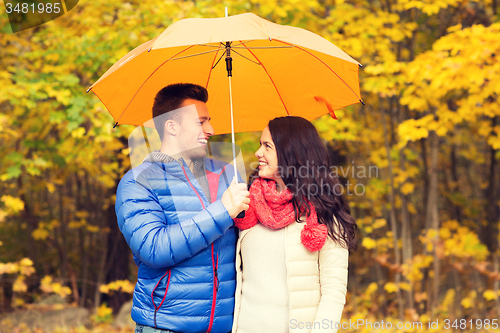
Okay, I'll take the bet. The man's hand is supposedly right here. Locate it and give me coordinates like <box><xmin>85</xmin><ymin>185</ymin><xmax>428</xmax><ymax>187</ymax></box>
<box><xmin>221</xmin><ymin>181</ymin><xmax>250</xmax><ymax>219</ymax></box>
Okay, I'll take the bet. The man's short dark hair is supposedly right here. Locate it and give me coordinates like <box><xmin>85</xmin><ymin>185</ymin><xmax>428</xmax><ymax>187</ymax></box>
<box><xmin>152</xmin><ymin>83</ymin><xmax>209</xmax><ymax>141</ymax></box>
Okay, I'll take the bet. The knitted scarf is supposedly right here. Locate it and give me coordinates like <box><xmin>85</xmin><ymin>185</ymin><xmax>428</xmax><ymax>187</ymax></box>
<box><xmin>234</xmin><ymin>177</ymin><xmax>328</xmax><ymax>252</ymax></box>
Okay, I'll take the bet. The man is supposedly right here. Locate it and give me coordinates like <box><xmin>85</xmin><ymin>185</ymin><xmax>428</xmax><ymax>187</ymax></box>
<box><xmin>115</xmin><ymin>83</ymin><xmax>249</xmax><ymax>333</ymax></box>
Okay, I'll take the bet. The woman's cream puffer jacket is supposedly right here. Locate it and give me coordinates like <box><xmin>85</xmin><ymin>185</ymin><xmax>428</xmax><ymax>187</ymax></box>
<box><xmin>232</xmin><ymin>219</ymin><xmax>349</xmax><ymax>333</ymax></box>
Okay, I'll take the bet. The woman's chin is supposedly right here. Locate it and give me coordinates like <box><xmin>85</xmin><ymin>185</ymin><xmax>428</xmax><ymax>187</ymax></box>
<box><xmin>258</xmin><ymin>172</ymin><xmax>274</xmax><ymax>181</ymax></box>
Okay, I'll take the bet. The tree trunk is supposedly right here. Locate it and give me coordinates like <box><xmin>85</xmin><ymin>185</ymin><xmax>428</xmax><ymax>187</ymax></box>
<box><xmin>426</xmin><ymin>130</ymin><xmax>440</xmax><ymax>313</ymax></box>
<box><xmin>104</xmin><ymin>187</ymin><xmax>132</xmax><ymax>314</ymax></box>
<box><xmin>449</xmin><ymin>143</ymin><xmax>462</xmax><ymax>222</ymax></box>
<box><xmin>58</xmin><ymin>188</ymin><xmax>68</xmax><ymax>284</ymax></box>
<box><xmin>381</xmin><ymin>104</ymin><xmax>404</xmax><ymax>318</ymax></box>
<box><xmin>481</xmin><ymin>116</ymin><xmax>499</xmax><ymax>254</ymax></box>
<box><xmin>399</xmin><ymin>105</ymin><xmax>414</xmax><ymax>312</ymax></box>
<box><xmin>420</xmin><ymin>139</ymin><xmax>429</xmax><ymax>221</ymax></box>
<box><xmin>494</xmin><ymin>254</ymin><xmax>500</xmax><ymax>318</ymax></box>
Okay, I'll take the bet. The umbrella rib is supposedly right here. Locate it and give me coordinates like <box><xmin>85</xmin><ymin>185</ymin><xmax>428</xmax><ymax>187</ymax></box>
<box><xmin>232</xmin><ymin>46</ymin><xmax>293</xmax><ymax>49</ymax></box>
<box><xmin>240</xmin><ymin>40</ymin><xmax>290</xmax><ymax>116</ymax></box>
<box><xmin>211</xmin><ymin>49</ymin><xmax>227</xmax><ymax>69</ymax></box>
<box><xmin>197</xmin><ymin>44</ymin><xmax>225</xmax><ymax>48</ymax></box>
<box><xmin>170</xmin><ymin>48</ymin><xmax>224</xmax><ymax>61</ymax></box>
<box><xmin>273</xmin><ymin>39</ymin><xmax>363</xmax><ymax>103</ymax></box>
<box><xmin>232</xmin><ymin>40</ymin><xmax>255</xmax><ymax>47</ymax></box>
<box><xmin>206</xmin><ymin>47</ymin><xmax>224</xmax><ymax>88</ymax></box>
<box><xmin>114</xmin><ymin>45</ymin><xmax>197</xmax><ymax>126</ymax></box>
<box><xmin>231</xmin><ymin>49</ymin><xmax>261</xmax><ymax>65</ymax></box>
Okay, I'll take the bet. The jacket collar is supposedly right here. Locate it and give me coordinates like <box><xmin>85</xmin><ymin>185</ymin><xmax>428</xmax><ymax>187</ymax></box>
<box><xmin>143</xmin><ymin>150</ymin><xmax>204</xmax><ymax>174</ymax></box>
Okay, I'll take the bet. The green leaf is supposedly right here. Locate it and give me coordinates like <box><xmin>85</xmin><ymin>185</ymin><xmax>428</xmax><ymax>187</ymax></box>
<box><xmin>5</xmin><ymin>166</ymin><xmax>22</xmax><ymax>180</ymax></box>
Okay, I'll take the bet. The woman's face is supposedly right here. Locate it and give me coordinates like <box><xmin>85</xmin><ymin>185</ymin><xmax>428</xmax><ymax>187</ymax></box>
<box><xmin>255</xmin><ymin>127</ymin><xmax>282</xmax><ymax>184</ymax></box>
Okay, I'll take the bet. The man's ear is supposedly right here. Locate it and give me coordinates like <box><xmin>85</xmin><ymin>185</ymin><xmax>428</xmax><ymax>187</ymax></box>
<box><xmin>164</xmin><ymin>119</ymin><xmax>178</xmax><ymax>137</ymax></box>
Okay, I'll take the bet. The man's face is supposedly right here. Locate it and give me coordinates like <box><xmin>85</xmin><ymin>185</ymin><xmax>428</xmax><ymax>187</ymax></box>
<box><xmin>175</xmin><ymin>98</ymin><xmax>214</xmax><ymax>160</ymax></box>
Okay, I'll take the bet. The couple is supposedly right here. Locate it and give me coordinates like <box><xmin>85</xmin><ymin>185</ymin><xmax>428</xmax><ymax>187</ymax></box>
<box><xmin>115</xmin><ymin>83</ymin><xmax>357</xmax><ymax>333</ymax></box>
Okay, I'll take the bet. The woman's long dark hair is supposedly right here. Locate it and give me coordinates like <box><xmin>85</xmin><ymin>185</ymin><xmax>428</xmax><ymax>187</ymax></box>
<box><xmin>266</xmin><ymin>116</ymin><xmax>357</xmax><ymax>250</ymax></box>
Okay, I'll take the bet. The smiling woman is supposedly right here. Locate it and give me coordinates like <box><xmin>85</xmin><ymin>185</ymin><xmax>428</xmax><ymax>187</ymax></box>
<box><xmin>255</xmin><ymin>126</ymin><xmax>286</xmax><ymax>192</ymax></box>
<box><xmin>233</xmin><ymin>116</ymin><xmax>357</xmax><ymax>333</ymax></box>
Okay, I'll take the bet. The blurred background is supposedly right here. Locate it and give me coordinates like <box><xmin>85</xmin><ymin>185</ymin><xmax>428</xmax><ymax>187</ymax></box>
<box><xmin>1</xmin><ymin>0</ymin><xmax>499</xmax><ymax>332</ymax></box>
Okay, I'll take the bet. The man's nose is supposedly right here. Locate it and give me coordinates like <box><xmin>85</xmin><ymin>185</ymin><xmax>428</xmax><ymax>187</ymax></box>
<box><xmin>204</xmin><ymin>122</ymin><xmax>214</xmax><ymax>136</ymax></box>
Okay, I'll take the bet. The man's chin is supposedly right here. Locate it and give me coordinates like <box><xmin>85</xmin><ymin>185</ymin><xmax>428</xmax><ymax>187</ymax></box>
<box><xmin>189</xmin><ymin>148</ymin><xmax>207</xmax><ymax>159</ymax></box>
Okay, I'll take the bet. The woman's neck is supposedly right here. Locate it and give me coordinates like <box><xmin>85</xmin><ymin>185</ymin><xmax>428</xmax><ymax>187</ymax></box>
<box><xmin>275</xmin><ymin>179</ymin><xmax>287</xmax><ymax>193</ymax></box>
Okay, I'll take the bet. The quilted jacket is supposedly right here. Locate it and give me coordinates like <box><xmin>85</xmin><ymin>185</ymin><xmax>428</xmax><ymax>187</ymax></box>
<box><xmin>232</xmin><ymin>220</ymin><xmax>349</xmax><ymax>333</ymax></box>
<box><xmin>115</xmin><ymin>157</ymin><xmax>238</xmax><ymax>333</ymax></box>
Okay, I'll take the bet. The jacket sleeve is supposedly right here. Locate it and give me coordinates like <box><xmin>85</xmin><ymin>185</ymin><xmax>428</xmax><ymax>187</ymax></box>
<box><xmin>311</xmin><ymin>238</ymin><xmax>349</xmax><ymax>333</ymax></box>
<box><xmin>115</xmin><ymin>172</ymin><xmax>233</xmax><ymax>270</ymax></box>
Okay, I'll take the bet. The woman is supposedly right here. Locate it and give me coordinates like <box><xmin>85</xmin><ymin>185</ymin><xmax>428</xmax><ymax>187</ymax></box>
<box><xmin>232</xmin><ymin>116</ymin><xmax>357</xmax><ymax>333</ymax></box>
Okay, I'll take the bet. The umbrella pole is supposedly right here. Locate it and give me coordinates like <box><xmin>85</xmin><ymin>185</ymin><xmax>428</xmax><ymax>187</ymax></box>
<box><xmin>225</xmin><ymin>42</ymin><xmax>238</xmax><ymax>184</ymax></box>
<box><xmin>226</xmin><ymin>39</ymin><xmax>246</xmax><ymax>218</ymax></box>
<box><xmin>224</xmin><ymin>9</ymin><xmax>238</xmax><ymax>184</ymax></box>
<box><xmin>228</xmin><ymin>76</ymin><xmax>238</xmax><ymax>183</ymax></box>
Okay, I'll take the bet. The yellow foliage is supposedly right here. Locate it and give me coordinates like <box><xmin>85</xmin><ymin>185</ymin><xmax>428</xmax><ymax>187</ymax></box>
<box><xmin>440</xmin><ymin>289</ymin><xmax>455</xmax><ymax>312</ymax></box>
<box><xmin>1</xmin><ymin>195</ymin><xmax>25</xmax><ymax>213</ymax></box>
<box><xmin>399</xmin><ymin>282</ymin><xmax>411</xmax><ymax>291</ymax></box>
<box><xmin>86</xmin><ymin>225</ymin><xmax>100</xmax><ymax>233</ymax></box>
<box><xmin>402</xmin><ymin>254</ymin><xmax>434</xmax><ymax>282</ymax></box>
<box><xmin>93</xmin><ymin>304</ymin><xmax>114</xmax><ymax>325</ymax></box>
<box><xmin>40</xmin><ymin>275</ymin><xmax>72</xmax><ymax>298</ymax></box>
<box><xmin>0</xmin><ymin>210</ymin><xmax>7</xmax><ymax>223</ymax></box>
<box><xmin>365</xmin><ymin>282</ymin><xmax>378</xmax><ymax>296</ymax></box>
<box><xmin>97</xmin><ymin>304</ymin><xmax>113</xmax><ymax>318</ymax></box>
<box><xmin>384</xmin><ymin>282</ymin><xmax>399</xmax><ymax>293</ymax></box>
<box><xmin>12</xmin><ymin>297</ymin><xmax>25</xmax><ymax>308</ymax></box>
<box><xmin>461</xmin><ymin>297</ymin><xmax>473</xmax><ymax>309</ymax></box>
<box><xmin>401</xmin><ymin>23</ymin><xmax>500</xmax><ymax>151</ymax></box>
<box><xmin>46</xmin><ymin>183</ymin><xmax>55</xmax><ymax>193</ymax></box>
<box><xmin>0</xmin><ymin>257</ymin><xmax>35</xmax><ymax>280</ymax></box>
<box><xmin>71</xmin><ymin>127</ymin><xmax>86</xmax><ymax>138</ymax></box>
<box><xmin>361</xmin><ymin>237</ymin><xmax>377</xmax><ymax>250</ymax></box>
<box><xmin>440</xmin><ymin>222</ymin><xmax>489</xmax><ymax>261</ymax></box>
<box><xmin>19</xmin><ymin>265</ymin><xmax>36</xmax><ymax>277</ymax></box>
<box><xmin>13</xmin><ymin>276</ymin><xmax>27</xmax><ymax>292</ymax></box>
<box><xmin>400</xmin><ymin>182</ymin><xmax>415</xmax><ymax>195</ymax></box>
<box><xmin>100</xmin><ymin>279</ymin><xmax>135</xmax><ymax>294</ymax></box>
<box><xmin>32</xmin><ymin>228</ymin><xmax>49</xmax><ymax>240</ymax></box>
<box><xmin>0</xmin><ymin>262</ymin><xmax>19</xmax><ymax>275</ymax></box>
<box><xmin>372</xmin><ymin>218</ymin><xmax>386</xmax><ymax>229</ymax></box>
<box><xmin>483</xmin><ymin>290</ymin><xmax>497</xmax><ymax>301</ymax></box>
<box><xmin>19</xmin><ymin>258</ymin><xmax>33</xmax><ymax>267</ymax></box>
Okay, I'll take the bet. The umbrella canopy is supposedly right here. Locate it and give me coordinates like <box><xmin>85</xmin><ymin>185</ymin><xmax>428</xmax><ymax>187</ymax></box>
<box><xmin>88</xmin><ymin>12</ymin><xmax>362</xmax><ymax>134</ymax></box>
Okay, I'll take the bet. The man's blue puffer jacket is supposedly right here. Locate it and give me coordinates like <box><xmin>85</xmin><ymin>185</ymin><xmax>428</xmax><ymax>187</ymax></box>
<box><xmin>115</xmin><ymin>157</ymin><xmax>239</xmax><ymax>333</ymax></box>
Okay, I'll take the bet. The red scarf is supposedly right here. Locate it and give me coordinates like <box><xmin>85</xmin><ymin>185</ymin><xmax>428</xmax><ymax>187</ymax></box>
<box><xmin>234</xmin><ymin>177</ymin><xmax>328</xmax><ymax>252</ymax></box>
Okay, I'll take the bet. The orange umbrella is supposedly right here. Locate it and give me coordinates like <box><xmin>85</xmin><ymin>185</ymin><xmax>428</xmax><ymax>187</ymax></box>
<box><xmin>88</xmin><ymin>12</ymin><xmax>362</xmax><ymax>196</ymax></box>
<box><xmin>87</xmin><ymin>12</ymin><xmax>363</xmax><ymax>135</ymax></box>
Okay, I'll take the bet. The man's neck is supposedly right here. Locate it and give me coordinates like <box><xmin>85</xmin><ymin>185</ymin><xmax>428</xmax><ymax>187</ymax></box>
<box><xmin>159</xmin><ymin>146</ymin><xmax>195</xmax><ymax>173</ymax></box>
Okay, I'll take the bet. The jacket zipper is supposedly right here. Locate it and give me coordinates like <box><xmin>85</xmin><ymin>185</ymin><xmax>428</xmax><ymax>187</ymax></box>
<box><xmin>206</xmin><ymin>243</ymin><xmax>219</xmax><ymax>333</ymax></box>
<box><xmin>151</xmin><ymin>270</ymin><xmax>171</xmax><ymax>329</ymax></box>
<box><xmin>181</xmin><ymin>164</ymin><xmax>219</xmax><ymax>333</ymax></box>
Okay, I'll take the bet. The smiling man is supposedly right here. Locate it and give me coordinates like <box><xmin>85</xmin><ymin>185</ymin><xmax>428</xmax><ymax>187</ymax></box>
<box><xmin>115</xmin><ymin>83</ymin><xmax>250</xmax><ymax>333</ymax></box>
